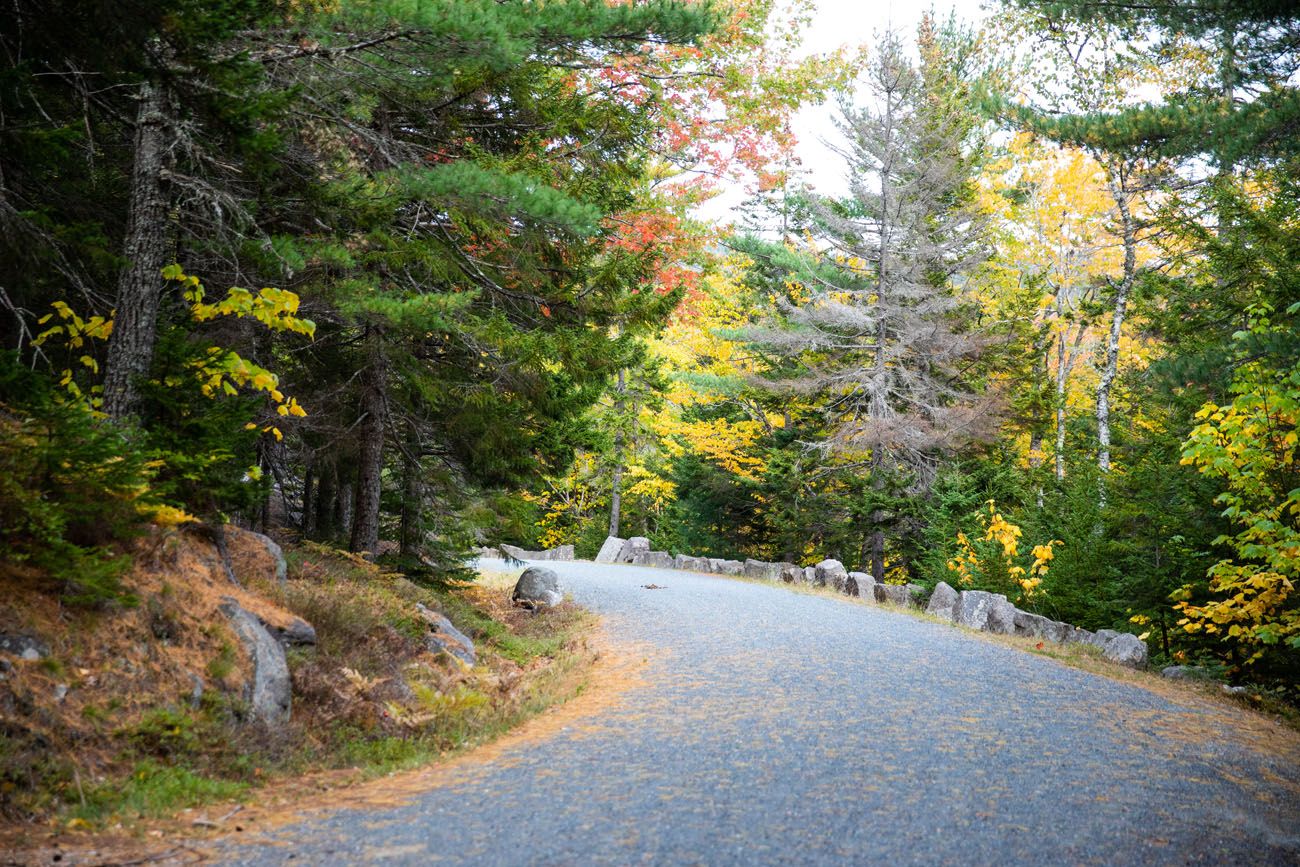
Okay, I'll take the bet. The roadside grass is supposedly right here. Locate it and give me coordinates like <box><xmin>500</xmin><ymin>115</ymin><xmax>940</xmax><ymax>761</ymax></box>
<box><xmin>0</xmin><ymin>544</ymin><xmax>597</xmax><ymax>841</ymax></box>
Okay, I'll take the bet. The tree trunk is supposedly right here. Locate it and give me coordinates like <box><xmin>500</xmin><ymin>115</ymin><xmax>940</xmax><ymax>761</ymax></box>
<box><xmin>608</xmin><ymin>368</ymin><xmax>626</xmax><ymax>538</ymax></box>
<box><xmin>301</xmin><ymin>465</ymin><xmax>316</xmax><ymax>535</ymax></box>
<box><xmin>1096</xmin><ymin>164</ymin><xmax>1138</xmax><ymax>505</ymax></box>
<box><xmin>349</xmin><ymin>328</ymin><xmax>387</xmax><ymax>554</ymax></box>
<box><xmin>338</xmin><ymin>477</ymin><xmax>353</xmax><ymax>541</ymax></box>
<box><xmin>103</xmin><ymin>79</ymin><xmax>172</xmax><ymax>421</ymax></box>
<box><xmin>315</xmin><ymin>462</ymin><xmax>337</xmax><ymax>541</ymax></box>
<box><xmin>399</xmin><ymin>449</ymin><xmax>421</xmax><ymax>557</ymax></box>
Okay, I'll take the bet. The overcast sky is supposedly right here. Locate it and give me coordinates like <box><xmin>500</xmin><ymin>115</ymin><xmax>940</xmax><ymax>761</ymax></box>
<box><xmin>698</xmin><ymin>0</ymin><xmax>988</xmax><ymax>223</ymax></box>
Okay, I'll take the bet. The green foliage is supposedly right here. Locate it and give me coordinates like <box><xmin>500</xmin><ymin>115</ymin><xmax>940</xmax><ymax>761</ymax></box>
<box><xmin>0</xmin><ymin>353</ymin><xmax>146</xmax><ymax>606</ymax></box>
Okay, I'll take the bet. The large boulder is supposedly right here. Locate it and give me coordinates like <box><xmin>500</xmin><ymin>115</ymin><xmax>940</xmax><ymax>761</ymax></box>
<box><xmin>595</xmin><ymin>536</ymin><xmax>627</xmax><ymax>564</ymax></box>
<box><xmin>415</xmin><ymin>602</ymin><xmax>476</xmax><ymax>667</ymax></box>
<box><xmin>618</xmin><ymin>537</ymin><xmax>651</xmax><ymax>563</ymax></box>
<box><xmin>874</xmin><ymin>583</ymin><xmax>917</xmax><ymax>607</ymax></box>
<box><xmin>512</xmin><ymin>567</ymin><xmax>564</xmax><ymax>609</ymax></box>
<box><xmin>779</xmin><ymin>564</ymin><xmax>803</xmax><ymax>584</ymax></box>
<box><xmin>711</xmin><ymin>559</ymin><xmax>743</xmax><ymax>576</ymax></box>
<box><xmin>743</xmin><ymin>559</ymin><xmax>783</xmax><ymax>581</ymax></box>
<box><xmin>926</xmin><ymin>582</ymin><xmax>960</xmax><ymax>622</ymax></box>
<box><xmin>813</xmin><ymin>559</ymin><xmax>848</xmax><ymax>592</ymax></box>
<box><xmin>954</xmin><ymin>590</ymin><xmax>1017</xmax><ymax>634</ymax></box>
<box><xmin>219</xmin><ymin>598</ymin><xmax>291</xmax><ymax>726</ymax></box>
<box><xmin>632</xmin><ymin>550</ymin><xmax>674</xmax><ymax>570</ymax></box>
<box><xmin>1087</xmin><ymin>628</ymin><xmax>1122</xmax><ymax>650</ymax></box>
<box><xmin>846</xmin><ymin>572</ymin><xmax>875</xmax><ymax>599</ymax></box>
<box><xmin>1099</xmin><ymin>632</ymin><xmax>1149</xmax><ymax>668</ymax></box>
<box><xmin>674</xmin><ymin>554</ymin><xmax>711</xmax><ymax>572</ymax></box>
<box><xmin>1011</xmin><ymin>610</ymin><xmax>1073</xmax><ymax>644</ymax></box>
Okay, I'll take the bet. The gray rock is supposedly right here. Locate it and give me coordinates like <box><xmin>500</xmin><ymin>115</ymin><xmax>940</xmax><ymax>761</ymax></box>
<box><xmin>219</xmin><ymin>597</ymin><xmax>291</xmax><ymax>726</ymax></box>
<box><xmin>619</xmin><ymin>537</ymin><xmax>651</xmax><ymax>563</ymax></box>
<box><xmin>415</xmin><ymin>602</ymin><xmax>477</xmax><ymax>667</ymax></box>
<box><xmin>595</xmin><ymin>536</ymin><xmax>627</xmax><ymax>564</ymax></box>
<box><xmin>779</xmin><ymin>565</ymin><xmax>803</xmax><ymax>584</ymax></box>
<box><xmin>814</xmin><ymin>560</ymin><xmax>848</xmax><ymax>592</ymax></box>
<box><xmin>986</xmin><ymin>594</ymin><xmax>1017</xmax><ymax>634</ymax></box>
<box><xmin>873</xmin><ymin>583</ymin><xmax>911</xmax><ymax>606</ymax></box>
<box><xmin>743</xmin><ymin>559</ymin><xmax>783</xmax><ymax>581</ymax></box>
<box><xmin>926</xmin><ymin>582</ymin><xmax>960</xmax><ymax>622</ymax></box>
<box><xmin>1100</xmin><ymin>632</ymin><xmax>1148</xmax><ymax>668</ymax></box>
<box><xmin>473</xmin><ymin>546</ymin><xmax>502</xmax><ymax>559</ymax></box>
<box><xmin>954</xmin><ymin>590</ymin><xmax>1017</xmax><ymax>633</ymax></box>
<box><xmin>1222</xmin><ymin>684</ymin><xmax>1248</xmax><ymax>696</ymax></box>
<box><xmin>189</xmin><ymin>672</ymin><xmax>204</xmax><ymax>708</ymax></box>
<box><xmin>717</xmin><ymin>560</ymin><xmax>744</xmax><ymax>576</ymax></box>
<box><xmin>1161</xmin><ymin>665</ymin><xmax>1209</xmax><ymax>680</ymax></box>
<box><xmin>674</xmin><ymin>554</ymin><xmax>710</xmax><ymax>572</ymax></box>
<box><xmin>631</xmin><ymin>550</ymin><xmax>674</xmax><ymax>570</ymax></box>
<box><xmin>512</xmin><ymin>567</ymin><xmax>564</xmax><ymax>609</ymax></box>
<box><xmin>0</xmin><ymin>633</ymin><xmax>48</xmax><ymax>659</ymax></box>
<box><xmin>501</xmin><ymin>543</ymin><xmax>575</xmax><ymax>562</ymax></box>
<box><xmin>265</xmin><ymin>617</ymin><xmax>317</xmax><ymax>648</ymax></box>
<box><xmin>1088</xmin><ymin>628</ymin><xmax>1122</xmax><ymax>650</ymax></box>
<box><xmin>248</xmin><ymin>531</ymin><xmax>287</xmax><ymax>585</ymax></box>
<box><xmin>801</xmin><ymin>566</ymin><xmax>815</xmax><ymax>585</ymax></box>
<box><xmin>1012</xmin><ymin>610</ymin><xmax>1072</xmax><ymax>644</ymax></box>
<box><xmin>53</xmin><ymin>683</ymin><xmax>68</xmax><ymax>702</ymax></box>
<box><xmin>846</xmin><ymin>572</ymin><xmax>875</xmax><ymax>599</ymax></box>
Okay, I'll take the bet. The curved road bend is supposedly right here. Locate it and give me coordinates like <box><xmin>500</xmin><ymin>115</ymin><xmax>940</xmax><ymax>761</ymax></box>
<box><xmin>211</xmin><ymin>559</ymin><xmax>1300</xmax><ymax>865</ymax></box>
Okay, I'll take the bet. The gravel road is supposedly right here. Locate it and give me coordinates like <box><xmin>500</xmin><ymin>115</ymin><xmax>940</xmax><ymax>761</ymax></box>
<box><xmin>212</xmin><ymin>559</ymin><xmax>1300</xmax><ymax>865</ymax></box>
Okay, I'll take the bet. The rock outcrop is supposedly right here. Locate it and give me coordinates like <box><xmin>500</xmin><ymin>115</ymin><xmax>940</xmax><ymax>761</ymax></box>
<box><xmin>219</xmin><ymin>597</ymin><xmax>291</xmax><ymax>725</ymax></box>
<box><xmin>512</xmin><ymin>567</ymin><xmax>564</xmax><ymax>609</ymax></box>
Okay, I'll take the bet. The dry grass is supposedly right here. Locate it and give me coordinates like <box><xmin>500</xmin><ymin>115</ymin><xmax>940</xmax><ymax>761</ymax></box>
<box><xmin>0</xmin><ymin>533</ymin><xmax>598</xmax><ymax>852</ymax></box>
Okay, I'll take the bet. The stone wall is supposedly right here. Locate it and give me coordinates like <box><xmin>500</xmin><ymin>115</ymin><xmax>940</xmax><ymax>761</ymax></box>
<box><xmin>586</xmin><ymin>536</ymin><xmax>1149</xmax><ymax>669</ymax></box>
<box><xmin>499</xmin><ymin>543</ymin><xmax>575</xmax><ymax>562</ymax></box>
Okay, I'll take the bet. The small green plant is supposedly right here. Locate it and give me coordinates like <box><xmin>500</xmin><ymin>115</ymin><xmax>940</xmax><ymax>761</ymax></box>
<box><xmin>73</xmin><ymin>760</ymin><xmax>246</xmax><ymax>824</ymax></box>
<box><xmin>207</xmin><ymin>641</ymin><xmax>237</xmax><ymax>680</ymax></box>
<box><xmin>121</xmin><ymin>707</ymin><xmax>199</xmax><ymax>759</ymax></box>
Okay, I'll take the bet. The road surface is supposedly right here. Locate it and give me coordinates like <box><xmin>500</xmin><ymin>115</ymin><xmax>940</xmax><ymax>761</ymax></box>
<box><xmin>212</xmin><ymin>559</ymin><xmax>1300</xmax><ymax>865</ymax></box>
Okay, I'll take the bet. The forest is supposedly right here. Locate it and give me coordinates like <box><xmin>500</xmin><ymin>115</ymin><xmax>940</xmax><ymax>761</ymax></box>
<box><xmin>1</xmin><ymin>0</ymin><xmax>1297</xmax><ymax>702</ymax></box>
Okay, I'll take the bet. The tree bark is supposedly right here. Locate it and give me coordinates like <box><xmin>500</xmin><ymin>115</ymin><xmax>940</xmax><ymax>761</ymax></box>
<box><xmin>399</xmin><ymin>449</ymin><xmax>421</xmax><ymax>557</ymax></box>
<box><xmin>301</xmin><ymin>465</ymin><xmax>316</xmax><ymax>535</ymax></box>
<box><xmin>349</xmin><ymin>328</ymin><xmax>387</xmax><ymax>554</ymax></box>
<box><xmin>103</xmin><ymin>79</ymin><xmax>173</xmax><ymax>421</ymax></box>
<box><xmin>608</xmin><ymin>368</ymin><xmax>626</xmax><ymax>538</ymax></box>
<box><xmin>315</xmin><ymin>461</ymin><xmax>337</xmax><ymax>541</ymax></box>
<box><xmin>1096</xmin><ymin>163</ymin><xmax>1138</xmax><ymax>504</ymax></box>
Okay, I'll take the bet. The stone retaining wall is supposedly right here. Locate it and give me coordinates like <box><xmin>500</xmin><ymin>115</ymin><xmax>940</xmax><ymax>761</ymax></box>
<box><xmin>590</xmin><ymin>536</ymin><xmax>1149</xmax><ymax>669</ymax></box>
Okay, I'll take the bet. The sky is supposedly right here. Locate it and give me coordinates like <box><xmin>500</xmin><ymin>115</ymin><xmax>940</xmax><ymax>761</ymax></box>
<box><xmin>699</xmin><ymin>0</ymin><xmax>988</xmax><ymax>223</ymax></box>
